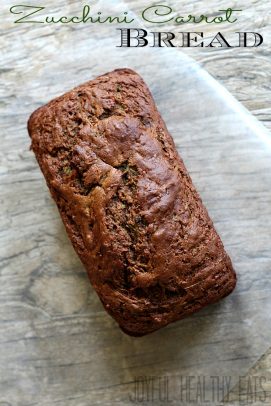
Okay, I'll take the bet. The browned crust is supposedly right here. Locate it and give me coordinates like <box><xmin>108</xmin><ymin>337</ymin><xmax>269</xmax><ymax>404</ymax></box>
<box><xmin>28</xmin><ymin>68</ymin><xmax>236</xmax><ymax>336</ymax></box>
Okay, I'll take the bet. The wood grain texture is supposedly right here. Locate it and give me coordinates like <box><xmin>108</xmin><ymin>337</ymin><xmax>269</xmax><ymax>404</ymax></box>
<box><xmin>128</xmin><ymin>0</ymin><xmax>271</xmax><ymax>132</ymax></box>
<box><xmin>225</xmin><ymin>347</ymin><xmax>271</xmax><ymax>405</ymax></box>
<box><xmin>1</xmin><ymin>0</ymin><xmax>271</xmax><ymax>405</ymax></box>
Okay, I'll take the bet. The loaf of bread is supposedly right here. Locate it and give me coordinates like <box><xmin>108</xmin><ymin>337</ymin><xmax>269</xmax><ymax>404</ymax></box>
<box><xmin>28</xmin><ymin>68</ymin><xmax>236</xmax><ymax>336</ymax></box>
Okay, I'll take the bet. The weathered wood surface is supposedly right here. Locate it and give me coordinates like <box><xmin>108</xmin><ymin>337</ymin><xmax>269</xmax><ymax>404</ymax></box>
<box><xmin>225</xmin><ymin>347</ymin><xmax>271</xmax><ymax>405</ymax></box>
<box><xmin>129</xmin><ymin>0</ymin><xmax>271</xmax><ymax>132</ymax></box>
<box><xmin>1</xmin><ymin>1</ymin><xmax>271</xmax><ymax>405</ymax></box>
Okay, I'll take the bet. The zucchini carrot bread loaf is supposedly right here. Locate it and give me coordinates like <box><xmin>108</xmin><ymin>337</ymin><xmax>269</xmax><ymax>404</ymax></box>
<box><xmin>28</xmin><ymin>68</ymin><xmax>236</xmax><ymax>336</ymax></box>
